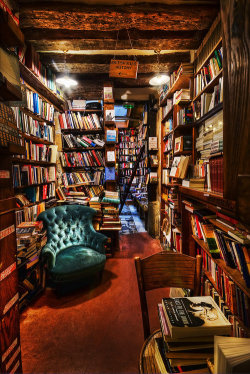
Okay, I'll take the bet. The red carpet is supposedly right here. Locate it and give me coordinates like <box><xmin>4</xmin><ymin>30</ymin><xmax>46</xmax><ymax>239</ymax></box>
<box><xmin>20</xmin><ymin>233</ymin><xmax>167</xmax><ymax>374</ymax></box>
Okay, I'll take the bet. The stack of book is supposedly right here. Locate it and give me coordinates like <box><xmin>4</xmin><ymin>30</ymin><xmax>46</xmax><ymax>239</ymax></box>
<box><xmin>173</xmin><ymin>89</ymin><xmax>191</xmax><ymax>105</ymax></box>
<box><xmin>16</xmin><ymin>221</ymin><xmax>45</xmax><ymax>269</ymax></box>
<box><xmin>101</xmin><ymin>203</ymin><xmax>121</xmax><ymax>230</ymax></box>
<box><xmin>59</xmin><ymin>111</ymin><xmax>102</xmax><ymax>130</ymax></box>
<box><xmin>102</xmin><ymin>190</ymin><xmax>120</xmax><ymax>205</ymax></box>
<box><xmin>156</xmin><ymin>296</ymin><xmax>231</xmax><ymax>373</ymax></box>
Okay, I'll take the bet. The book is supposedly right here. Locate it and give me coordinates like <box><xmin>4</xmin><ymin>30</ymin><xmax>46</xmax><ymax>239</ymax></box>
<box><xmin>162</xmin><ymin>296</ymin><xmax>231</xmax><ymax>339</ymax></box>
<box><xmin>105</xmin><ymin>167</ymin><xmax>115</xmax><ymax>181</ymax></box>
<box><xmin>214</xmin><ymin>336</ymin><xmax>250</xmax><ymax>374</ymax></box>
<box><xmin>106</xmin><ymin>130</ymin><xmax>117</xmax><ymax>142</ymax></box>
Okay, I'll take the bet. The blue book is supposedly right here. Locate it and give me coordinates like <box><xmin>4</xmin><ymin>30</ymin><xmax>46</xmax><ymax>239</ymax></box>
<box><xmin>105</xmin><ymin>167</ymin><xmax>115</xmax><ymax>181</ymax></box>
<box><xmin>25</xmin><ymin>187</ymin><xmax>36</xmax><ymax>203</ymax></box>
<box><xmin>106</xmin><ymin>130</ymin><xmax>116</xmax><ymax>142</ymax></box>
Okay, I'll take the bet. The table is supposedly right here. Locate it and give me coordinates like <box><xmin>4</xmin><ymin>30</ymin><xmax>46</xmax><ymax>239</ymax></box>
<box><xmin>139</xmin><ymin>330</ymin><xmax>210</xmax><ymax>374</ymax></box>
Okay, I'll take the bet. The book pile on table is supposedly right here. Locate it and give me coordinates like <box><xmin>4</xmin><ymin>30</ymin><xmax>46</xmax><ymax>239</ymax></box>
<box><xmin>16</xmin><ymin>221</ymin><xmax>45</xmax><ymax>270</ymax></box>
<box><xmin>101</xmin><ymin>190</ymin><xmax>120</xmax><ymax>205</ymax></box>
<box><xmin>64</xmin><ymin>191</ymin><xmax>90</xmax><ymax>205</ymax></box>
<box><xmin>156</xmin><ymin>296</ymin><xmax>231</xmax><ymax>373</ymax></box>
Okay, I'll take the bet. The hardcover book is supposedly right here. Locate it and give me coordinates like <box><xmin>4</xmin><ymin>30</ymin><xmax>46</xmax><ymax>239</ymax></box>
<box><xmin>162</xmin><ymin>296</ymin><xmax>231</xmax><ymax>338</ymax></box>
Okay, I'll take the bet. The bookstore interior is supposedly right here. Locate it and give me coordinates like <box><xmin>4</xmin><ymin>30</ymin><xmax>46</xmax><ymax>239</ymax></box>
<box><xmin>0</xmin><ymin>1</ymin><xmax>250</xmax><ymax>374</ymax></box>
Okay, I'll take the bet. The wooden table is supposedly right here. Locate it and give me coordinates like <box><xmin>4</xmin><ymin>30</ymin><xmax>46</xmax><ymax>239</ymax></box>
<box><xmin>139</xmin><ymin>330</ymin><xmax>210</xmax><ymax>374</ymax></box>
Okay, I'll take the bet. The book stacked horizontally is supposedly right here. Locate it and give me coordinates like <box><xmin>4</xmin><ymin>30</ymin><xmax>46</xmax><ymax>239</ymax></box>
<box><xmin>16</xmin><ymin>221</ymin><xmax>45</xmax><ymax>269</ymax></box>
<box><xmin>101</xmin><ymin>203</ymin><xmax>121</xmax><ymax>230</ymax></box>
<box><xmin>156</xmin><ymin>296</ymin><xmax>231</xmax><ymax>373</ymax></box>
<box><xmin>89</xmin><ymin>200</ymin><xmax>102</xmax><ymax>230</ymax></box>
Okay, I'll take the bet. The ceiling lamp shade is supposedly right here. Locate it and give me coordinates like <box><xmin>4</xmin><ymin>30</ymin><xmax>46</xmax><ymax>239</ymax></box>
<box><xmin>149</xmin><ymin>74</ymin><xmax>170</xmax><ymax>86</ymax></box>
<box><xmin>56</xmin><ymin>76</ymin><xmax>77</xmax><ymax>88</ymax></box>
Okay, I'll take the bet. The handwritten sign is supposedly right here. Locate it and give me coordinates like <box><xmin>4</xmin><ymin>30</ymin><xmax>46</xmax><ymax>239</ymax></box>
<box><xmin>109</xmin><ymin>59</ymin><xmax>138</xmax><ymax>79</ymax></box>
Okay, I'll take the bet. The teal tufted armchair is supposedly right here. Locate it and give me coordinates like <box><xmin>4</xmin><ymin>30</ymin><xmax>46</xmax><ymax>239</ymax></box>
<box><xmin>37</xmin><ymin>205</ymin><xmax>107</xmax><ymax>287</ymax></box>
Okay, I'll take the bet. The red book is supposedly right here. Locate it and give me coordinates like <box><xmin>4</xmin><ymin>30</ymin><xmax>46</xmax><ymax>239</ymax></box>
<box><xmin>91</xmin><ymin>150</ymin><xmax>101</xmax><ymax>166</ymax></box>
<box><xmin>64</xmin><ymin>153</ymin><xmax>71</xmax><ymax>167</ymax></box>
<box><xmin>194</xmin><ymin>215</ymin><xmax>203</xmax><ymax>239</ymax></box>
<box><xmin>59</xmin><ymin>114</ymin><xmax>64</xmax><ymax>129</ymax></box>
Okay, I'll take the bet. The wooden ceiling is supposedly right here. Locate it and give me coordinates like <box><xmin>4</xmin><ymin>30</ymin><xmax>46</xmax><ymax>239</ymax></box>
<box><xmin>16</xmin><ymin>1</ymin><xmax>220</xmax><ymax>98</ymax></box>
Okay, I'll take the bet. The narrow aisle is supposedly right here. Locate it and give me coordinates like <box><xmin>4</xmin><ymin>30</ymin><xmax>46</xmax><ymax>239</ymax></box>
<box><xmin>20</xmin><ymin>233</ymin><xmax>163</xmax><ymax>374</ymax></box>
<box><xmin>120</xmin><ymin>204</ymin><xmax>146</xmax><ymax>235</ymax></box>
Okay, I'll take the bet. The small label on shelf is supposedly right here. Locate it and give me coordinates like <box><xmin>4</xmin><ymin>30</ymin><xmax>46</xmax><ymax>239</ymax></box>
<box><xmin>0</xmin><ymin>170</ymin><xmax>10</xmax><ymax>178</ymax></box>
<box><xmin>0</xmin><ymin>262</ymin><xmax>16</xmax><ymax>282</ymax></box>
<box><xmin>3</xmin><ymin>293</ymin><xmax>19</xmax><ymax>315</ymax></box>
<box><xmin>2</xmin><ymin>338</ymin><xmax>18</xmax><ymax>363</ymax></box>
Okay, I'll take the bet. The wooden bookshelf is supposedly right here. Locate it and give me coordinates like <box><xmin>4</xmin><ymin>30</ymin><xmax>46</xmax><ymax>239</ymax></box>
<box><xmin>19</xmin><ymin>107</ymin><xmax>54</xmax><ymax>125</ymax></box>
<box><xmin>0</xmin><ymin>9</ymin><xmax>24</xmax><ymax>47</ymax></box>
<box><xmin>64</xmin><ymin>166</ymin><xmax>104</xmax><ymax>169</ymax></box>
<box><xmin>192</xmin><ymin>235</ymin><xmax>250</xmax><ymax>298</ymax></box>
<box><xmin>193</xmin><ymin>69</ymin><xmax>223</xmax><ymax>102</ymax></box>
<box><xmin>19</xmin><ymin>62</ymin><xmax>65</xmax><ymax>112</ymax></box>
<box><xmin>0</xmin><ymin>73</ymin><xmax>22</xmax><ymax>101</ymax></box>
<box><xmin>195</xmin><ymin>37</ymin><xmax>222</xmax><ymax>76</ymax></box>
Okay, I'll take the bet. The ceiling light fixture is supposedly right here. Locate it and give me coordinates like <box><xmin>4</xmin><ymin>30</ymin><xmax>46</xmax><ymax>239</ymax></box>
<box><xmin>56</xmin><ymin>50</ymin><xmax>78</xmax><ymax>89</ymax></box>
<box><xmin>149</xmin><ymin>50</ymin><xmax>170</xmax><ymax>86</ymax></box>
<box><xmin>56</xmin><ymin>76</ymin><xmax>78</xmax><ymax>88</ymax></box>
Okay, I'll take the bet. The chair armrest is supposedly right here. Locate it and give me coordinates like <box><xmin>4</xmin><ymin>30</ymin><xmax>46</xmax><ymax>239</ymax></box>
<box><xmin>89</xmin><ymin>229</ymin><xmax>108</xmax><ymax>255</ymax></box>
<box><xmin>41</xmin><ymin>245</ymin><xmax>56</xmax><ymax>270</ymax></box>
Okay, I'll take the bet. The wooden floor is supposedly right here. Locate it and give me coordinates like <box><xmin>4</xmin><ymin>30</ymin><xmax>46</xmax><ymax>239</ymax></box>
<box><xmin>20</xmin><ymin>232</ymin><xmax>167</xmax><ymax>374</ymax></box>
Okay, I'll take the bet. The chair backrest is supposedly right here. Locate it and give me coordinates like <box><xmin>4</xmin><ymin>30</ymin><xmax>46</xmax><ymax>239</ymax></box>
<box><xmin>37</xmin><ymin>205</ymin><xmax>97</xmax><ymax>255</ymax></box>
<box><xmin>134</xmin><ymin>251</ymin><xmax>202</xmax><ymax>340</ymax></box>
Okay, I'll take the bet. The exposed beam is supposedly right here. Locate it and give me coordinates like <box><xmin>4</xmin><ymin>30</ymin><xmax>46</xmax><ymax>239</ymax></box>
<box><xmin>19</xmin><ymin>2</ymin><xmax>219</xmax><ymax>31</ymax></box>
<box><xmin>40</xmin><ymin>53</ymin><xmax>190</xmax><ymax>64</ymax></box>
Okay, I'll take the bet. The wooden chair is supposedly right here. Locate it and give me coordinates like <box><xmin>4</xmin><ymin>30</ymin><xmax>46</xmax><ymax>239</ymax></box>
<box><xmin>134</xmin><ymin>251</ymin><xmax>202</xmax><ymax>340</ymax></box>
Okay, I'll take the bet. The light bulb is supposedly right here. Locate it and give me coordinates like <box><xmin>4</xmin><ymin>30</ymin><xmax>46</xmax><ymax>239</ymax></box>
<box><xmin>149</xmin><ymin>74</ymin><xmax>170</xmax><ymax>86</ymax></box>
<box><xmin>56</xmin><ymin>76</ymin><xmax>77</xmax><ymax>88</ymax></box>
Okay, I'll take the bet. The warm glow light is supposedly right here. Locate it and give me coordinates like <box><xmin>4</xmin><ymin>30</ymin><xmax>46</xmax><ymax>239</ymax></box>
<box><xmin>149</xmin><ymin>74</ymin><xmax>170</xmax><ymax>86</ymax></box>
<box><xmin>56</xmin><ymin>76</ymin><xmax>78</xmax><ymax>88</ymax></box>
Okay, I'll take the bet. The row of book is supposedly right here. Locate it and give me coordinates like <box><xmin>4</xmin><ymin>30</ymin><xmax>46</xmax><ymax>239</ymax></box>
<box><xmin>194</xmin><ymin>46</ymin><xmax>223</xmax><ymax>97</ymax></box>
<box><xmin>59</xmin><ymin>112</ymin><xmax>102</xmax><ymax>130</ymax></box>
<box><xmin>26</xmin><ymin>88</ymin><xmax>55</xmax><ymax>122</ymax></box>
<box><xmin>191</xmin><ymin>211</ymin><xmax>250</xmax><ymax>287</ymax></box>
<box><xmin>61</xmin><ymin>171</ymin><xmax>104</xmax><ymax>187</ymax></box>
<box><xmin>101</xmin><ymin>200</ymin><xmax>121</xmax><ymax>230</ymax></box>
<box><xmin>62</xmin><ymin>134</ymin><xmax>105</xmax><ymax>149</ymax></box>
<box><xmin>57</xmin><ymin>185</ymin><xmax>104</xmax><ymax>202</ymax></box>
<box><xmin>193</xmin><ymin>77</ymin><xmax>223</xmax><ymax>120</ymax></box>
<box><xmin>12</xmin><ymin>107</ymin><xmax>54</xmax><ymax>142</ymax></box>
<box><xmin>204</xmin><ymin>279</ymin><xmax>249</xmax><ymax>338</ymax></box>
<box><xmin>119</xmin><ymin>135</ymin><xmax>138</xmax><ymax>142</ymax></box>
<box><xmin>200</xmin><ymin>246</ymin><xmax>250</xmax><ymax>329</ymax></box>
<box><xmin>119</xmin><ymin>142</ymin><xmax>137</xmax><ymax>149</ymax></box>
<box><xmin>119</xmin><ymin>155</ymin><xmax>137</xmax><ymax>162</ymax></box>
<box><xmin>120</xmin><ymin>148</ymin><xmax>139</xmax><ymax>156</ymax></box>
<box><xmin>15</xmin><ymin>202</ymin><xmax>46</xmax><ymax>226</ymax></box>
<box><xmin>13</xmin><ymin>165</ymin><xmax>56</xmax><ymax>187</ymax></box>
<box><xmin>173</xmin><ymin>88</ymin><xmax>191</xmax><ymax>105</ymax></box>
<box><xmin>60</xmin><ymin>151</ymin><xmax>104</xmax><ymax>168</ymax></box>
<box><xmin>176</xmin><ymin>106</ymin><xmax>193</xmax><ymax>125</ymax></box>
<box><xmin>23</xmin><ymin>142</ymin><xmax>57</xmax><ymax>163</ymax></box>
<box><xmin>162</xmin><ymin>99</ymin><xmax>173</xmax><ymax>118</ymax></box>
<box><xmin>23</xmin><ymin>44</ymin><xmax>57</xmax><ymax>93</ymax></box>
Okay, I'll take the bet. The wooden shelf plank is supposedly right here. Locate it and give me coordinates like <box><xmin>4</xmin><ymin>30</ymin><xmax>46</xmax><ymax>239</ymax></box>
<box><xmin>173</xmin><ymin>150</ymin><xmax>192</xmax><ymax>156</ymax></box>
<box><xmin>19</xmin><ymin>62</ymin><xmax>65</xmax><ymax>111</ymax></box>
<box><xmin>12</xmin><ymin>158</ymin><xmax>56</xmax><ymax>166</ymax></box>
<box><xmin>193</xmin><ymin>235</ymin><xmax>250</xmax><ymax>297</ymax></box>
<box><xmin>21</xmin><ymin>132</ymin><xmax>54</xmax><ymax>145</ymax></box>
<box><xmin>0</xmin><ymin>73</ymin><xmax>22</xmax><ymax>101</ymax></box>
<box><xmin>193</xmin><ymin>69</ymin><xmax>223</xmax><ymax>102</ymax></box>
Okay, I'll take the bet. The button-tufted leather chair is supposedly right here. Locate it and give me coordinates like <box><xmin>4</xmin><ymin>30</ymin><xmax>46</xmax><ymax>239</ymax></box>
<box><xmin>37</xmin><ymin>205</ymin><xmax>108</xmax><ymax>288</ymax></box>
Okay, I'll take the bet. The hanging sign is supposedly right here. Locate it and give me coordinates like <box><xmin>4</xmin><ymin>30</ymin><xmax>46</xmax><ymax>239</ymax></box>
<box><xmin>109</xmin><ymin>59</ymin><xmax>138</xmax><ymax>79</ymax></box>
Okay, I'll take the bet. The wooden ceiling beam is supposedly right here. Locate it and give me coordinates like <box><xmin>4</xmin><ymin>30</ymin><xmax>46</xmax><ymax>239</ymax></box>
<box><xmin>19</xmin><ymin>2</ymin><xmax>219</xmax><ymax>31</ymax></box>
<box><xmin>40</xmin><ymin>52</ymin><xmax>190</xmax><ymax>65</ymax></box>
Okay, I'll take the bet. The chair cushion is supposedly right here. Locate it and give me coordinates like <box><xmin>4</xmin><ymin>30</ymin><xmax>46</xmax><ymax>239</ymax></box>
<box><xmin>50</xmin><ymin>245</ymin><xmax>106</xmax><ymax>283</ymax></box>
